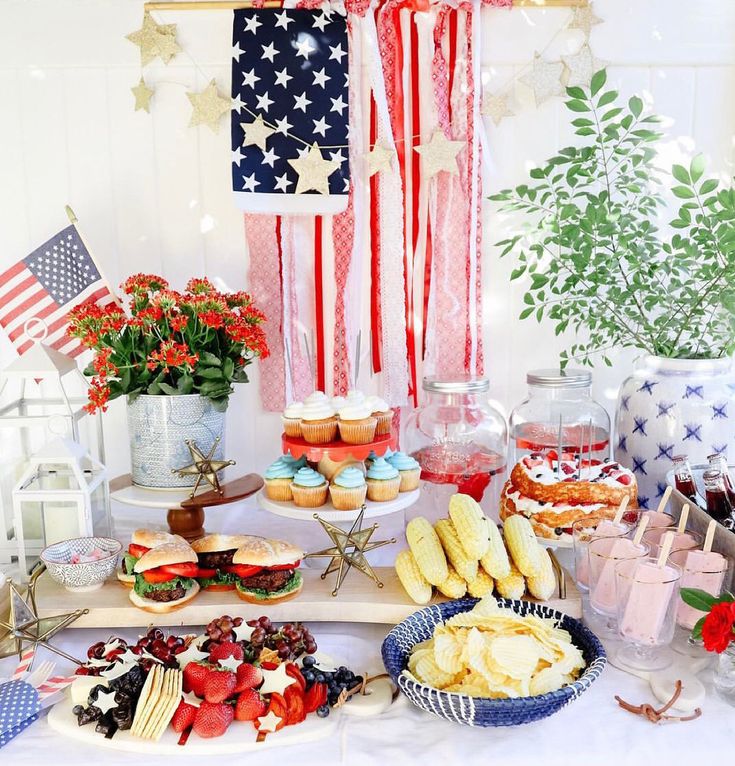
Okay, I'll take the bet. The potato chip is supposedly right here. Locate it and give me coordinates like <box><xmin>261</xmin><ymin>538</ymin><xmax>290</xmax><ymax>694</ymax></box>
<box><xmin>529</xmin><ymin>666</ymin><xmax>565</xmax><ymax>696</ymax></box>
<box><xmin>433</xmin><ymin>628</ymin><xmax>465</xmax><ymax>674</ymax></box>
<box><xmin>415</xmin><ymin>652</ymin><xmax>458</xmax><ymax>688</ymax></box>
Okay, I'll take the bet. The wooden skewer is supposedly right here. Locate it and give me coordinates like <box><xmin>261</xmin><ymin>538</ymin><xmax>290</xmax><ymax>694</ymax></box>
<box><xmin>633</xmin><ymin>514</ymin><xmax>649</xmax><ymax>546</ymax></box>
<box><xmin>655</xmin><ymin>485</ymin><xmax>672</xmax><ymax>516</ymax></box>
<box><xmin>657</xmin><ymin>531</ymin><xmax>676</xmax><ymax>568</ymax></box>
<box><xmin>613</xmin><ymin>496</ymin><xmax>629</xmax><ymax>525</ymax></box>
<box><xmin>677</xmin><ymin>504</ymin><xmax>689</xmax><ymax>534</ymax></box>
<box><xmin>704</xmin><ymin>519</ymin><xmax>717</xmax><ymax>553</ymax></box>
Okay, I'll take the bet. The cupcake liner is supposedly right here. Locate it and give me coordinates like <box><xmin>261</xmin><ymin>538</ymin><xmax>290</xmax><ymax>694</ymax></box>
<box><xmin>338</xmin><ymin>417</ymin><xmax>377</xmax><ymax>445</ymax></box>
<box><xmin>373</xmin><ymin>410</ymin><xmax>393</xmax><ymax>436</ymax></box>
<box><xmin>290</xmin><ymin>482</ymin><xmax>329</xmax><ymax>507</ymax></box>
<box><xmin>366</xmin><ymin>475</ymin><xmax>401</xmax><ymax>502</ymax></box>
<box><xmin>398</xmin><ymin>467</ymin><xmax>421</xmax><ymax>492</ymax></box>
<box><xmin>264</xmin><ymin>478</ymin><xmax>294</xmax><ymax>502</ymax></box>
<box><xmin>329</xmin><ymin>483</ymin><xmax>367</xmax><ymax>511</ymax></box>
<box><xmin>281</xmin><ymin>416</ymin><xmax>303</xmax><ymax>438</ymax></box>
<box><xmin>300</xmin><ymin>417</ymin><xmax>338</xmax><ymax>445</ymax></box>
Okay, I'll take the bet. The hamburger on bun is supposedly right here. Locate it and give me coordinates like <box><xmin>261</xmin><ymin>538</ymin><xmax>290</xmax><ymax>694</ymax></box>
<box><xmin>190</xmin><ymin>534</ymin><xmax>252</xmax><ymax>591</ymax></box>
<box><xmin>129</xmin><ymin>542</ymin><xmax>200</xmax><ymax>613</ymax></box>
<box><xmin>117</xmin><ymin>529</ymin><xmax>186</xmax><ymax>587</ymax></box>
<box><xmin>232</xmin><ymin>537</ymin><xmax>304</xmax><ymax>604</ymax></box>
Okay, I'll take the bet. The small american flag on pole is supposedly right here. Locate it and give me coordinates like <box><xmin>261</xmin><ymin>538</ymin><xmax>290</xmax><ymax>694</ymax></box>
<box><xmin>0</xmin><ymin>217</ymin><xmax>119</xmax><ymax>358</ymax></box>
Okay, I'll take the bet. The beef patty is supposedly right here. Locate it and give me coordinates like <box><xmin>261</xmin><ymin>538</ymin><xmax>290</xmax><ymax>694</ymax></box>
<box><xmin>239</xmin><ymin>569</ymin><xmax>293</xmax><ymax>591</ymax></box>
<box><xmin>197</xmin><ymin>549</ymin><xmax>237</xmax><ymax>570</ymax></box>
<box><xmin>146</xmin><ymin>586</ymin><xmax>186</xmax><ymax>602</ymax></box>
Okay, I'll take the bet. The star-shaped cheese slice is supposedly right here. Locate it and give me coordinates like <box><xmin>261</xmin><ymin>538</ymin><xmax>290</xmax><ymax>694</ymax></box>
<box><xmin>175</xmin><ymin>642</ymin><xmax>210</xmax><ymax>669</ymax></box>
<box><xmin>91</xmin><ymin>688</ymin><xmax>119</xmax><ymax>715</ymax></box>
<box><xmin>259</xmin><ymin>662</ymin><xmax>298</xmax><ymax>695</ymax></box>
<box><xmin>116</xmin><ymin>648</ymin><xmax>140</xmax><ymax>665</ymax></box>
<box><xmin>192</xmin><ymin>633</ymin><xmax>209</xmax><ymax>649</ymax></box>
<box><xmin>288</xmin><ymin>143</ymin><xmax>340</xmax><ymax>195</ymax></box>
<box><xmin>218</xmin><ymin>655</ymin><xmax>244</xmax><ymax>672</ymax></box>
<box><xmin>100</xmin><ymin>661</ymin><xmax>137</xmax><ymax>681</ymax></box>
<box><xmin>86</xmin><ymin>656</ymin><xmax>114</xmax><ymax>668</ymax></box>
<box><xmin>414</xmin><ymin>130</ymin><xmax>464</xmax><ymax>177</ymax></box>
<box><xmin>256</xmin><ymin>710</ymin><xmax>283</xmax><ymax>734</ymax></box>
<box><xmin>241</xmin><ymin>115</ymin><xmax>275</xmax><ymax>151</ymax></box>
<box><xmin>102</xmin><ymin>639</ymin><xmax>121</xmax><ymax>655</ymax></box>
<box><xmin>181</xmin><ymin>690</ymin><xmax>203</xmax><ymax>708</ymax></box>
<box><xmin>232</xmin><ymin>623</ymin><xmax>255</xmax><ymax>642</ymax></box>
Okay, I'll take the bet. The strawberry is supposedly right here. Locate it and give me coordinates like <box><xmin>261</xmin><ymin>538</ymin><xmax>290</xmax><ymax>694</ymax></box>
<box><xmin>283</xmin><ymin>685</ymin><xmax>305</xmax><ymax>725</ymax></box>
<box><xmin>203</xmin><ymin>668</ymin><xmax>237</xmax><ymax>703</ymax></box>
<box><xmin>171</xmin><ymin>700</ymin><xmax>197</xmax><ymax>733</ymax></box>
<box><xmin>209</xmin><ymin>641</ymin><xmax>244</xmax><ymax>665</ymax></box>
<box><xmin>285</xmin><ymin>663</ymin><xmax>305</xmax><ymax>693</ymax></box>
<box><xmin>234</xmin><ymin>662</ymin><xmax>263</xmax><ymax>693</ymax></box>
<box><xmin>616</xmin><ymin>473</ymin><xmax>632</xmax><ymax>485</ymax></box>
<box><xmin>234</xmin><ymin>688</ymin><xmax>266</xmax><ymax>721</ymax></box>
<box><xmin>193</xmin><ymin>701</ymin><xmax>234</xmax><ymax>739</ymax></box>
<box><xmin>255</xmin><ymin>693</ymin><xmax>286</xmax><ymax>732</ymax></box>
<box><xmin>304</xmin><ymin>682</ymin><xmax>327</xmax><ymax>714</ymax></box>
<box><xmin>183</xmin><ymin>661</ymin><xmax>211</xmax><ymax>697</ymax></box>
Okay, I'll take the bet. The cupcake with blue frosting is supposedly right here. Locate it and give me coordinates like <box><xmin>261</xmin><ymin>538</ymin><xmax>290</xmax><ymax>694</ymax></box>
<box><xmin>387</xmin><ymin>451</ymin><xmax>421</xmax><ymax>492</ymax></box>
<box><xmin>264</xmin><ymin>458</ymin><xmax>298</xmax><ymax>501</ymax></box>
<box><xmin>329</xmin><ymin>466</ymin><xmax>368</xmax><ymax>511</ymax></box>
<box><xmin>365</xmin><ymin>457</ymin><xmax>401</xmax><ymax>502</ymax></box>
<box><xmin>290</xmin><ymin>466</ymin><xmax>329</xmax><ymax>508</ymax></box>
<box><xmin>366</xmin><ymin>448</ymin><xmax>393</xmax><ymax>469</ymax></box>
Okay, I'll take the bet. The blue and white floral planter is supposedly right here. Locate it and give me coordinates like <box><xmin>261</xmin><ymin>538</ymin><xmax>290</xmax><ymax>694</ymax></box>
<box><xmin>615</xmin><ymin>356</ymin><xmax>735</xmax><ymax>508</ymax></box>
<box><xmin>127</xmin><ymin>394</ymin><xmax>226</xmax><ymax>489</ymax></box>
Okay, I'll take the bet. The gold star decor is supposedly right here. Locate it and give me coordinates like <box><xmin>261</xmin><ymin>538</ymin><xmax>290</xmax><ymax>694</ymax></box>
<box><xmin>131</xmin><ymin>77</ymin><xmax>154</xmax><ymax>113</ymax></box>
<box><xmin>366</xmin><ymin>143</ymin><xmax>395</xmax><ymax>177</ymax></box>
<box><xmin>241</xmin><ymin>115</ymin><xmax>275</xmax><ymax>151</ymax></box>
<box><xmin>172</xmin><ymin>437</ymin><xmax>236</xmax><ymax>498</ymax></box>
<box><xmin>306</xmin><ymin>507</ymin><xmax>395</xmax><ymax>597</ymax></box>
<box><xmin>482</xmin><ymin>92</ymin><xmax>515</xmax><ymax>126</ymax></box>
<box><xmin>562</xmin><ymin>45</ymin><xmax>607</xmax><ymax>88</ymax></box>
<box><xmin>288</xmin><ymin>143</ymin><xmax>341</xmax><ymax>195</ymax></box>
<box><xmin>126</xmin><ymin>11</ymin><xmax>180</xmax><ymax>67</ymax></box>
<box><xmin>520</xmin><ymin>53</ymin><xmax>567</xmax><ymax>107</ymax></box>
<box><xmin>414</xmin><ymin>130</ymin><xmax>464</xmax><ymax>177</ymax></box>
<box><xmin>0</xmin><ymin>578</ymin><xmax>86</xmax><ymax>664</ymax></box>
<box><xmin>567</xmin><ymin>5</ymin><xmax>603</xmax><ymax>36</ymax></box>
<box><xmin>187</xmin><ymin>79</ymin><xmax>232</xmax><ymax>133</ymax></box>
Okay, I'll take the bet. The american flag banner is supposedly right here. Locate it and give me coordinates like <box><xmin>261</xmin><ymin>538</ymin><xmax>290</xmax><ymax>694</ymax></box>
<box><xmin>231</xmin><ymin>8</ymin><xmax>350</xmax><ymax>214</ymax></box>
<box><xmin>0</xmin><ymin>224</ymin><xmax>119</xmax><ymax>358</ymax></box>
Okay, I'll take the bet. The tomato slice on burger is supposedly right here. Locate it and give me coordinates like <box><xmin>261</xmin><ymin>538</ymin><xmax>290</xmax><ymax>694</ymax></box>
<box><xmin>196</xmin><ymin>567</ymin><xmax>217</xmax><ymax>579</ymax></box>
<box><xmin>159</xmin><ymin>562</ymin><xmax>199</xmax><ymax>578</ymax></box>
<box><xmin>128</xmin><ymin>543</ymin><xmax>150</xmax><ymax>558</ymax></box>
<box><xmin>268</xmin><ymin>561</ymin><xmax>300</xmax><ymax>571</ymax></box>
<box><xmin>224</xmin><ymin>564</ymin><xmax>263</xmax><ymax>578</ymax></box>
<box><xmin>141</xmin><ymin>569</ymin><xmax>176</xmax><ymax>584</ymax></box>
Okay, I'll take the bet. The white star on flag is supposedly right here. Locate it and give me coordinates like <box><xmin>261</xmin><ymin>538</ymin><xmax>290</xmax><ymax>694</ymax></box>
<box><xmin>329</xmin><ymin>43</ymin><xmax>346</xmax><ymax>63</ymax></box>
<box><xmin>313</xmin><ymin>12</ymin><xmax>330</xmax><ymax>32</ymax></box>
<box><xmin>261</xmin><ymin>42</ymin><xmax>278</xmax><ymax>62</ymax></box>
<box><xmin>231</xmin><ymin>95</ymin><xmax>245</xmax><ymax>113</ymax></box>
<box><xmin>274</xmin><ymin>10</ymin><xmax>294</xmax><ymax>30</ymax></box>
<box><xmin>244</xmin><ymin>15</ymin><xmax>262</xmax><ymax>34</ymax></box>
<box><xmin>256</xmin><ymin>91</ymin><xmax>274</xmax><ymax>112</ymax></box>
<box><xmin>294</xmin><ymin>92</ymin><xmax>312</xmax><ymax>112</ymax></box>
<box><xmin>330</xmin><ymin>95</ymin><xmax>347</xmax><ymax>115</ymax></box>
<box><xmin>232</xmin><ymin>42</ymin><xmax>244</xmax><ymax>60</ymax></box>
<box><xmin>275</xmin><ymin>115</ymin><xmax>292</xmax><ymax>135</ymax></box>
<box><xmin>242</xmin><ymin>173</ymin><xmax>260</xmax><ymax>191</ymax></box>
<box><xmin>313</xmin><ymin>68</ymin><xmax>331</xmax><ymax>88</ymax></box>
<box><xmin>274</xmin><ymin>173</ymin><xmax>293</xmax><ymax>192</ymax></box>
<box><xmin>313</xmin><ymin>116</ymin><xmax>330</xmax><ymax>136</ymax></box>
<box><xmin>242</xmin><ymin>68</ymin><xmax>260</xmax><ymax>89</ymax></box>
<box><xmin>262</xmin><ymin>147</ymin><xmax>278</xmax><ymax>167</ymax></box>
<box><xmin>274</xmin><ymin>67</ymin><xmax>293</xmax><ymax>88</ymax></box>
<box><xmin>295</xmin><ymin>37</ymin><xmax>316</xmax><ymax>59</ymax></box>
<box><xmin>232</xmin><ymin>147</ymin><xmax>245</xmax><ymax>165</ymax></box>
<box><xmin>329</xmin><ymin>149</ymin><xmax>345</xmax><ymax>165</ymax></box>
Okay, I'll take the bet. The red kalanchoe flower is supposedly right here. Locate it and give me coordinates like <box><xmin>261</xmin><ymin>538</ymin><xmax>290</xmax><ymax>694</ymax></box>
<box><xmin>85</xmin><ymin>379</ymin><xmax>111</xmax><ymax>414</ymax></box>
<box><xmin>198</xmin><ymin>310</ymin><xmax>225</xmax><ymax>330</ymax></box>
<box><xmin>226</xmin><ymin>321</ymin><xmax>269</xmax><ymax>357</ymax></box>
<box><xmin>702</xmin><ymin>601</ymin><xmax>735</xmax><ymax>653</ymax></box>
<box><xmin>147</xmin><ymin>340</ymin><xmax>199</xmax><ymax>373</ymax></box>
<box><xmin>224</xmin><ymin>291</ymin><xmax>253</xmax><ymax>309</ymax></box>
<box><xmin>186</xmin><ymin>277</ymin><xmax>216</xmax><ymax>296</ymax></box>
<box><xmin>121</xmin><ymin>274</ymin><xmax>169</xmax><ymax>295</ymax></box>
<box><xmin>170</xmin><ymin>314</ymin><xmax>188</xmax><ymax>332</ymax></box>
<box><xmin>138</xmin><ymin>306</ymin><xmax>164</xmax><ymax>323</ymax></box>
<box><xmin>92</xmin><ymin>348</ymin><xmax>119</xmax><ymax>381</ymax></box>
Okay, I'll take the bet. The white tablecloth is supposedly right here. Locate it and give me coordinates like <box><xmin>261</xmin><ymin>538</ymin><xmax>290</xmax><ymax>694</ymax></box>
<box><xmin>2</xmin><ymin>497</ymin><xmax>732</xmax><ymax>765</ymax></box>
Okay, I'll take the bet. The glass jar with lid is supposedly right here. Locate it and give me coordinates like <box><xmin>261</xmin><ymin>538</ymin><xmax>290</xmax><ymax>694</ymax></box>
<box><xmin>509</xmin><ymin>369</ymin><xmax>610</xmax><ymax>466</ymax></box>
<box><xmin>402</xmin><ymin>376</ymin><xmax>508</xmax><ymax>520</ymax></box>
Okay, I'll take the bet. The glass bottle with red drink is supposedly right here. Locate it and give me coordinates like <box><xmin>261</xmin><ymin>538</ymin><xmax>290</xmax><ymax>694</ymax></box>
<box><xmin>672</xmin><ymin>454</ymin><xmax>706</xmax><ymax>508</ymax></box>
<box><xmin>707</xmin><ymin>453</ymin><xmax>735</xmax><ymax>507</ymax></box>
<box><xmin>702</xmin><ymin>467</ymin><xmax>735</xmax><ymax>524</ymax></box>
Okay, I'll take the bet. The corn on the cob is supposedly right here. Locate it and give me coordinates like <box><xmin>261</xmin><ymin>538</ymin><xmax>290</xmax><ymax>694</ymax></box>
<box><xmin>434</xmin><ymin>518</ymin><xmax>479</xmax><ymax>582</ymax></box>
<box><xmin>465</xmin><ymin>569</ymin><xmax>495</xmax><ymax>598</ymax></box>
<box><xmin>526</xmin><ymin>548</ymin><xmax>556</xmax><ymax>601</ymax></box>
<box><xmin>448</xmin><ymin>494</ymin><xmax>490</xmax><ymax>559</ymax></box>
<box><xmin>436</xmin><ymin>565</ymin><xmax>467</xmax><ymax>599</ymax></box>
<box><xmin>503</xmin><ymin>514</ymin><xmax>544</xmax><ymax>578</ymax></box>
<box><xmin>495</xmin><ymin>561</ymin><xmax>526</xmax><ymax>600</ymax></box>
<box><xmin>406</xmin><ymin>516</ymin><xmax>449</xmax><ymax>586</ymax></box>
<box><xmin>479</xmin><ymin>518</ymin><xmax>511</xmax><ymax>580</ymax></box>
<box><xmin>395</xmin><ymin>549</ymin><xmax>433</xmax><ymax>604</ymax></box>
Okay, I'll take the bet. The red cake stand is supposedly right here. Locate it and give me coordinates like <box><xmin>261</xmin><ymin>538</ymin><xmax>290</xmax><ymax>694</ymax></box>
<box><xmin>281</xmin><ymin>430</ymin><xmax>398</xmax><ymax>462</ymax></box>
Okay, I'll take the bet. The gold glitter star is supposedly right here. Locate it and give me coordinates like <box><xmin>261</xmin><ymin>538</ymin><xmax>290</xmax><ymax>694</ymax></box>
<box><xmin>126</xmin><ymin>12</ymin><xmax>180</xmax><ymax>67</ymax></box>
<box><xmin>562</xmin><ymin>45</ymin><xmax>608</xmax><ymax>88</ymax></box>
<box><xmin>131</xmin><ymin>77</ymin><xmax>154</xmax><ymax>113</ymax></box>
<box><xmin>567</xmin><ymin>5</ymin><xmax>603</xmax><ymax>36</ymax></box>
<box><xmin>414</xmin><ymin>130</ymin><xmax>464</xmax><ymax>177</ymax></box>
<box><xmin>187</xmin><ymin>79</ymin><xmax>232</xmax><ymax>133</ymax></box>
<box><xmin>241</xmin><ymin>115</ymin><xmax>275</xmax><ymax>151</ymax></box>
<box><xmin>172</xmin><ymin>437</ymin><xmax>235</xmax><ymax>497</ymax></box>
<box><xmin>288</xmin><ymin>143</ymin><xmax>341</xmax><ymax>195</ymax></box>
<box><xmin>520</xmin><ymin>53</ymin><xmax>567</xmax><ymax>107</ymax></box>
<box><xmin>482</xmin><ymin>92</ymin><xmax>514</xmax><ymax>126</ymax></box>
<box><xmin>365</xmin><ymin>143</ymin><xmax>395</xmax><ymax>176</ymax></box>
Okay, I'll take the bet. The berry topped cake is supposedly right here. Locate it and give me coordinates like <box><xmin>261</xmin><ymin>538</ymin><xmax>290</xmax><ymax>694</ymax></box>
<box><xmin>500</xmin><ymin>452</ymin><xmax>638</xmax><ymax>542</ymax></box>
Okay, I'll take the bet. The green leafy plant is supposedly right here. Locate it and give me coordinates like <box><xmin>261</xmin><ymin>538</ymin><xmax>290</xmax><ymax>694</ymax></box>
<box><xmin>490</xmin><ymin>69</ymin><xmax>735</xmax><ymax>367</ymax></box>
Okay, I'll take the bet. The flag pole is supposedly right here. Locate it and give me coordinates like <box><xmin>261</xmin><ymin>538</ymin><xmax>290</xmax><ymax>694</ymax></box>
<box><xmin>64</xmin><ymin>205</ymin><xmax>123</xmax><ymax>309</ymax></box>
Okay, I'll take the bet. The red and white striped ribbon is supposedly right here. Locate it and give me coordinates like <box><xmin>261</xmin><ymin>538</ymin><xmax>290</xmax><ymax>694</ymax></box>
<box><xmin>37</xmin><ymin>675</ymin><xmax>77</xmax><ymax>700</ymax></box>
<box><xmin>11</xmin><ymin>648</ymin><xmax>35</xmax><ymax>680</ymax></box>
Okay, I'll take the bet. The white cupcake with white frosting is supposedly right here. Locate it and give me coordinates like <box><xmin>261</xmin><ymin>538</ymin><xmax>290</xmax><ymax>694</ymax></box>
<box><xmin>337</xmin><ymin>401</ymin><xmax>377</xmax><ymax>445</ymax></box>
<box><xmin>300</xmin><ymin>398</ymin><xmax>338</xmax><ymax>445</ymax></box>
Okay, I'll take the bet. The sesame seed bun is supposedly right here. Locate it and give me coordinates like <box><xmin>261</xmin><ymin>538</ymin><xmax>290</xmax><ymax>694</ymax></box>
<box><xmin>233</xmin><ymin>536</ymin><xmax>304</xmax><ymax>567</ymax></box>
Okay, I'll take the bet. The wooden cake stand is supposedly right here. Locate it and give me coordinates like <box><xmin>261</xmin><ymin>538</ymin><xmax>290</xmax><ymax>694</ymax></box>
<box><xmin>110</xmin><ymin>474</ymin><xmax>264</xmax><ymax>541</ymax></box>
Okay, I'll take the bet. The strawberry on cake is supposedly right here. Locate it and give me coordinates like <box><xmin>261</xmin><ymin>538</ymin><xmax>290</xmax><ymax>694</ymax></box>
<box><xmin>499</xmin><ymin>452</ymin><xmax>638</xmax><ymax>542</ymax></box>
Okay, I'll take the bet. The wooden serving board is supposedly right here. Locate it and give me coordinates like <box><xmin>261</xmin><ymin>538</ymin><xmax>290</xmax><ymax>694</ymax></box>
<box><xmin>34</xmin><ymin>566</ymin><xmax>581</xmax><ymax>628</ymax></box>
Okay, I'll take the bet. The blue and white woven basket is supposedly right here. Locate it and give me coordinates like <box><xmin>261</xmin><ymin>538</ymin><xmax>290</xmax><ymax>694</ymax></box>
<box><xmin>382</xmin><ymin>598</ymin><xmax>606</xmax><ymax>727</ymax></box>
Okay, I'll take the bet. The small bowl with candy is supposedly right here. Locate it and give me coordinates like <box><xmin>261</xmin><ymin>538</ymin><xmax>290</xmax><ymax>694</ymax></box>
<box><xmin>41</xmin><ymin>536</ymin><xmax>122</xmax><ymax>592</ymax></box>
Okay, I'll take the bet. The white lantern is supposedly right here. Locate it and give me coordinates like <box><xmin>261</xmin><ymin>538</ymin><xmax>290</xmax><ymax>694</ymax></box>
<box><xmin>0</xmin><ymin>337</ymin><xmax>106</xmax><ymax>564</ymax></box>
<box><xmin>11</xmin><ymin>438</ymin><xmax>110</xmax><ymax>579</ymax></box>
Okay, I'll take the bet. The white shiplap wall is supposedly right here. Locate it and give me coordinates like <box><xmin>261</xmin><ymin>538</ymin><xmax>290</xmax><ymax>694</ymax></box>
<box><xmin>0</xmin><ymin>0</ymin><xmax>734</xmax><ymax>479</ymax></box>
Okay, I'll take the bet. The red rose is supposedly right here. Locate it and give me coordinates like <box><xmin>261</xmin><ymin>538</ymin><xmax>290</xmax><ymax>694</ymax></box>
<box><xmin>702</xmin><ymin>601</ymin><xmax>735</xmax><ymax>653</ymax></box>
